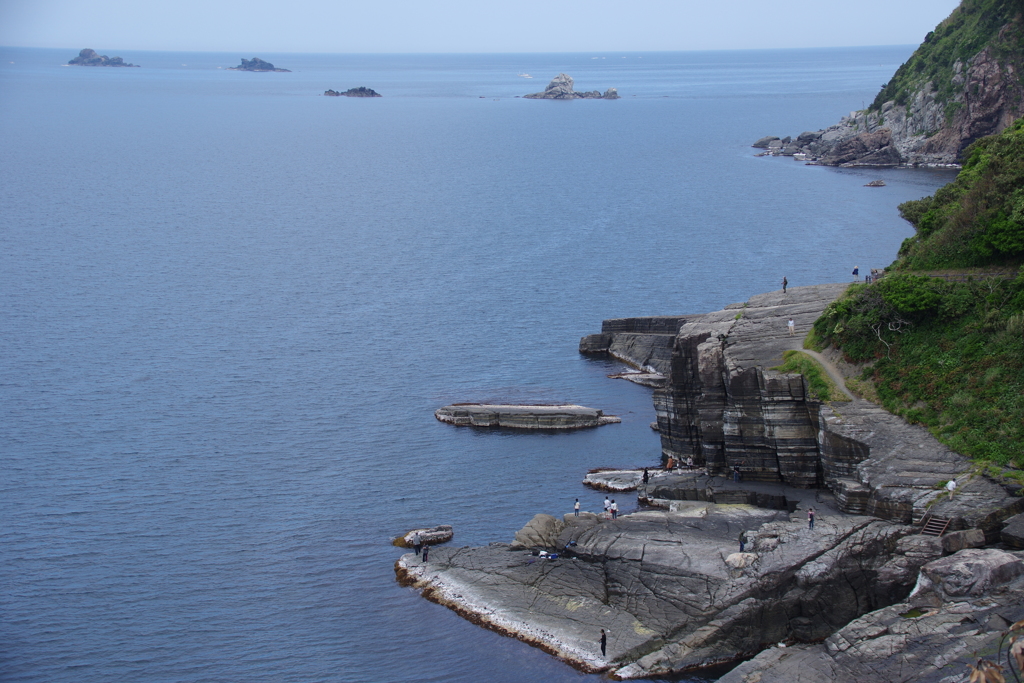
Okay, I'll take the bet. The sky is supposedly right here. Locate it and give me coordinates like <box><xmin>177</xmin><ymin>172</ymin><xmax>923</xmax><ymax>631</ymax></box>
<box><xmin>0</xmin><ymin>0</ymin><xmax>963</xmax><ymax>54</ymax></box>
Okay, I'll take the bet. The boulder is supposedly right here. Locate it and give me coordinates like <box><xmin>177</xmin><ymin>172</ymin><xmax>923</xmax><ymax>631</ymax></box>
<box><xmin>1001</xmin><ymin>512</ymin><xmax>1024</xmax><ymax>548</ymax></box>
<box><xmin>912</xmin><ymin>548</ymin><xmax>1024</xmax><ymax>602</ymax></box>
<box><xmin>511</xmin><ymin>513</ymin><xmax>566</xmax><ymax>549</ymax></box>
<box><xmin>941</xmin><ymin>528</ymin><xmax>985</xmax><ymax>554</ymax></box>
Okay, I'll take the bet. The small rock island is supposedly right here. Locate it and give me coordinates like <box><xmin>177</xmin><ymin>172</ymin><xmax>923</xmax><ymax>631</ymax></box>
<box><xmin>435</xmin><ymin>404</ymin><xmax>620</xmax><ymax>429</ymax></box>
<box><xmin>524</xmin><ymin>73</ymin><xmax>619</xmax><ymax>100</ymax></box>
<box><xmin>324</xmin><ymin>87</ymin><xmax>381</xmax><ymax>97</ymax></box>
<box><xmin>68</xmin><ymin>49</ymin><xmax>138</xmax><ymax>67</ymax></box>
<box><xmin>228</xmin><ymin>58</ymin><xmax>291</xmax><ymax>72</ymax></box>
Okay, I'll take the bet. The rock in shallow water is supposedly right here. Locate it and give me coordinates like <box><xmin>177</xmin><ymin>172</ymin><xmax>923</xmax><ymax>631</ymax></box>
<box><xmin>434</xmin><ymin>403</ymin><xmax>620</xmax><ymax>429</ymax></box>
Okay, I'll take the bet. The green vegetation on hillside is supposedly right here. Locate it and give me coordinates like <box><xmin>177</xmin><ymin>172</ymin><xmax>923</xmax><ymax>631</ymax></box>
<box><xmin>813</xmin><ymin>272</ymin><xmax>1024</xmax><ymax>465</ymax></box>
<box><xmin>869</xmin><ymin>0</ymin><xmax>1024</xmax><ymax>113</ymax></box>
<box><xmin>771</xmin><ymin>350</ymin><xmax>850</xmax><ymax>403</ymax></box>
<box><xmin>897</xmin><ymin>117</ymin><xmax>1024</xmax><ymax>269</ymax></box>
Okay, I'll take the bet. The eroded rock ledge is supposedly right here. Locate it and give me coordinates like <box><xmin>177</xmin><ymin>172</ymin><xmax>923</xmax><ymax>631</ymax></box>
<box><xmin>434</xmin><ymin>404</ymin><xmax>620</xmax><ymax>429</ymax></box>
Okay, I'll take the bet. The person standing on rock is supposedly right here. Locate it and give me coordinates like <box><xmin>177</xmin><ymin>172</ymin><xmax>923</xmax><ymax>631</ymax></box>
<box><xmin>574</xmin><ymin>499</ymin><xmax>580</xmax><ymax>517</ymax></box>
<box><xmin>610</xmin><ymin>500</ymin><xmax>618</xmax><ymax>519</ymax></box>
<box><xmin>412</xmin><ymin>532</ymin><xmax>423</xmax><ymax>556</ymax></box>
<box><xmin>600</xmin><ymin>629</ymin><xmax>607</xmax><ymax>657</ymax></box>
<box><xmin>739</xmin><ymin>530</ymin><xmax>746</xmax><ymax>552</ymax></box>
<box><xmin>604</xmin><ymin>497</ymin><xmax>611</xmax><ymax>514</ymax></box>
<box><xmin>733</xmin><ymin>466</ymin><xmax>741</xmax><ymax>483</ymax></box>
<box><xmin>642</xmin><ymin>468</ymin><xmax>649</xmax><ymax>485</ymax></box>
<box><xmin>946</xmin><ymin>478</ymin><xmax>957</xmax><ymax>500</ymax></box>
<box><xmin>782</xmin><ymin>276</ymin><xmax>787</xmax><ymax>294</ymax></box>
<box><xmin>787</xmin><ymin>318</ymin><xmax>795</xmax><ymax>336</ymax></box>
<box><xmin>808</xmin><ymin>508</ymin><xmax>815</xmax><ymax>530</ymax></box>
<box><xmin>853</xmin><ymin>266</ymin><xmax>860</xmax><ymax>281</ymax></box>
<box><xmin>421</xmin><ymin>543</ymin><xmax>430</xmax><ymax>562</ymax></box>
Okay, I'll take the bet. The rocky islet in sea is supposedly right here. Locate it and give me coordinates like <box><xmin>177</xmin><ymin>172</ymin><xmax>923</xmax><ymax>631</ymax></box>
<box><xmin>524</xmin><ymin>73</ymin><xmax>619</xmax><ymax>100</ymax></box>
<box><xmin>228</xmin><ymin>57</ymin><xmax>291</xmax><ymax>72</ymax></box>
<box><xmin>67</xmin><ymin>49</ymin><xmax>138</xmax><ymax>67</ymax></box>
<box><xmin>324</xmin><ymin>87</ymin><xmax>382</xmax><ymax>97</ymax></box>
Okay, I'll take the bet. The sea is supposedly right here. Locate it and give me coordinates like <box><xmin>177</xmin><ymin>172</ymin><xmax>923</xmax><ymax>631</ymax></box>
<box><xmin>0</xmin><ymin>46</ymin><xmax>957</xmax><ymax>682</ymax></box>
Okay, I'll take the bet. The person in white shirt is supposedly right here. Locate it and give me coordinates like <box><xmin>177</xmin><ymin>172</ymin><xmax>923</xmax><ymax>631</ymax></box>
<box><xmin>946</xmin><ymin>478</ymin><xmax>957</xmax><ymax>499</ymax></box>
<box><xmin>574</xmin><ymin>499</ymin><xmax>580</xmax><ymax>517</ymax></box>
<box><xmin>610</xmin><ymin>500</ymin><xmax>618</xmax><ymax>519</ymax></box>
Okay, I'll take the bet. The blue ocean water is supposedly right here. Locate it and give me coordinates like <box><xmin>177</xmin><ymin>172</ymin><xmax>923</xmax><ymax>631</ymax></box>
<box><xmin>0</xmin><ymin>46</ymin><xmax>956</xmax><ymax>682</ymax></box>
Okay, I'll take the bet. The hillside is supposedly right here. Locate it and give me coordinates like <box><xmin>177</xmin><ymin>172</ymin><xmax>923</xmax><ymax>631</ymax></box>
<box><xmin>896</xmin><ymin>116</ymin><xmax>1024</xmax><ymax>268</ymax></box>
<box><xmin>755</xmin><ymin>0</ymin><xmax>1024</xmax><ymax>166</ymax></box>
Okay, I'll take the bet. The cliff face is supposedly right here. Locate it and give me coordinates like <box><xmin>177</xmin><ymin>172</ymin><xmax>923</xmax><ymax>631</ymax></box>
<box><xmin>757</xmin><ymin>0</ymin><xmax>1024</xmax><ymax>166</ymax></box>
<box><xmin>589</xmin><ymin>285</ymin><xmax>1023</xmax><ymax>531</ymax></box>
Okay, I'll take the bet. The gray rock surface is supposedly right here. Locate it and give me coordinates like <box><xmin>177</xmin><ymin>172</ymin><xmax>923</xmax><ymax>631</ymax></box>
<box><xmin>511</xmin><ymin>514</ymin><xmax>567</xmax><ymax>549</ymax></box>
<box><xmin>397</xmin><ymin>505</ymin><xmax>938</xmax><ymax>678</ymax></box>
<box><xmin>1002</xmin><ymin>512</ymin><xmax>1024</xmax><ymax>548</ymax></box>
<box><xmin>434</xmin><ymin>403</ymin><xmax>620</xmax><ymax>429</ymax></box>
<box><xmin>718</xmin><ymin>549</ymin><xmax>1024</xmax><ymax>683</ymax></box>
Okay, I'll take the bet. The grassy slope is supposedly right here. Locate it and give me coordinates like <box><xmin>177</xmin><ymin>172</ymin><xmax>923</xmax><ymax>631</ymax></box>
<box><xmin>897</xmin><ymin>117</ymin><xmax>1024</xmax><ymax>268</ymax></box>
<box><xmin>870</xmin><ymin>0</ymin><xmax>1024</xmax><ymax>114</ymax></box>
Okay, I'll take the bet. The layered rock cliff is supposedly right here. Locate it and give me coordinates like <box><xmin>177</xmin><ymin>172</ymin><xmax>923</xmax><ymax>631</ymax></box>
<box><xmin>756</xmin><ymin>0</ymin><xmax>1024</xmax><ymax>166</ymax></box>
<box><xmin>586</xmin><ymin>284</ymin><xmax>1022</xmax><ymax>533</ymax></box>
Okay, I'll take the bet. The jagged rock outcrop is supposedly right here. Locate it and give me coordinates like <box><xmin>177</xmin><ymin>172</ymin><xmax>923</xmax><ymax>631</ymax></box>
<box><xmin>397</xmin><ymin>505</ymin><xmax>946</xmax><ymax>678</ymax></box>
<box><xmin>434</xmin><ymin>403</ymin><xmax>620</xmax><ymax>429</ymax></box>
<box><xmin>228</xmin><ymin>58</ymin><xmax>291</xmax><ymax>72</ymax></box>
<box><xmin>755</xmin><ymin>1</ymin><xmax>1024</xmax><ymax>166</ymax></box>
<box><xmin>524</xmin><ymin>74</ymin><xmax>620</xmax><ymax>100</ymax></box>
<box><xmin>324</xmin><ymin>87</ymin><xmax>381</xmax><ymax>97</ymax></box>
<box><xmin>67</xmin><ymin>49</ymin><xmax>138</xmax><ymax>67</ymax></box>
<box><xmin>718</xmin><ymin>548</ymin><xmax>1024</xmax><ymax>683</ymax></box>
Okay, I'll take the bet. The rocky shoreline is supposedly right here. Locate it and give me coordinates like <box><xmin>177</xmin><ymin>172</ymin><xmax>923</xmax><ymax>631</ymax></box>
<box><xmin>398</xmin><ymin>282</ymin><xmax>1024</xmax><ymax>680</ymax></box>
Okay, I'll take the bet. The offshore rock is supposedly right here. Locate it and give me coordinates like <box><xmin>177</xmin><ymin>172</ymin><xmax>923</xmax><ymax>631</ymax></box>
<box><xmin>324</xmin><ymin>87</ymin><xmax>381</xmax><ymax>97</ymax></box>
<box><xmin>524</xmin><ymin>74</ymin><xmax>620</xmax><ymax>100</ymax></box>
<box><xmin>397</xmin><ymin>506</ymin><xmax>935</xmax><ymax>678</ymax></box>
<box><xmin>68</xmin><ymin>48</ymin><xmax>138</xmax><ymax>67</ymax></box>
<box><xmin>228</xmin><ymin>58</ymin><xmax>291</xmax><ymax>72</ymax></box>
<box><xmin>434</xmin><ymin>403</ymin><xmax>620</xmax><ymax>429</ymax></box>
<box><xmin>719</xmin><ymin>549</ymin><xmax>1024</xmax><ymax>683</ymax></box>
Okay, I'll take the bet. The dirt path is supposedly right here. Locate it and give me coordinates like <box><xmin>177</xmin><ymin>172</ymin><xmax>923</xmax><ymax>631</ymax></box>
<box><xmin>786</xmin><ymin>344</ymin><xmax>855</xmax><ymax>401</ymax></box>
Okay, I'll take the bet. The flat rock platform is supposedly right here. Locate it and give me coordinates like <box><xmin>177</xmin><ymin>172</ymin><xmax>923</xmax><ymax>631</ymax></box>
<box><xmin>435</xmin><ymin>404</ymin><xmax>620</xmax><ymax>429</ymax></box>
